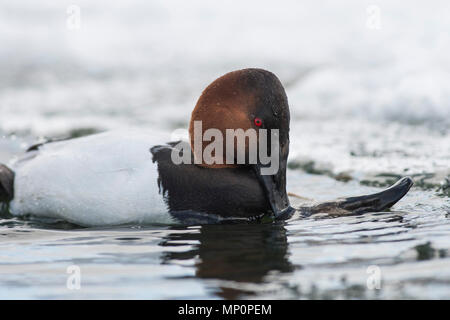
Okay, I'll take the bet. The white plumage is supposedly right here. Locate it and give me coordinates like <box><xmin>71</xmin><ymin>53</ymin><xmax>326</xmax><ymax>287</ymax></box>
<box><xmin>9</xmin><ymin>130</ymin><xmax>173</xmax><ymax>226</ymax></box>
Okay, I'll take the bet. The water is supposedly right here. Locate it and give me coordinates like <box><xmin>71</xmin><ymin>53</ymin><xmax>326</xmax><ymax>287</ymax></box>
<box><xmin>0</xmin><ymin>184</ymin><xmax>449</xmax><ymax>299</ymax></box>
<box><xmin>0</xmin><ymin>0</ymin><xmax>449</xmax><ymax>299</ymax></box>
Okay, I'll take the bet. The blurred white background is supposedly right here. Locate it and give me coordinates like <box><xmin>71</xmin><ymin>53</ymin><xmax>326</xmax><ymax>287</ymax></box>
<box><xmin>0</xmin><ymin>0</ymin><xmax>449</xmax><ymax>181</ymax></box>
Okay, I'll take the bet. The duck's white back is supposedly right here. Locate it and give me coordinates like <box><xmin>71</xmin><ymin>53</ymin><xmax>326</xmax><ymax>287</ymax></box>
<box><xmin>9</xmin><ymin>130</ymin><xmax>173</xmax><ymax>226</ymax></box>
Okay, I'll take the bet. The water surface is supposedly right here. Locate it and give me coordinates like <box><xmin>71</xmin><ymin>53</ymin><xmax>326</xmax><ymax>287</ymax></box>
<box><xmin>1</xmin><ymin>173</ymin><xmax>449</xmax><ymax>299</ymax></box>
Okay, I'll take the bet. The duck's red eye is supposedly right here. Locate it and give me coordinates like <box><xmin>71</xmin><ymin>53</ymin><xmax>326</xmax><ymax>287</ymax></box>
<box><xmin>254</xmin><ymin>117</ymin><xmax>263</xmax><ymax>127</ymax></box>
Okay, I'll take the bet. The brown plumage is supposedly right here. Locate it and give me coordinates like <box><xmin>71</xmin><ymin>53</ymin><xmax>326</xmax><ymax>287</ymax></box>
<box><xmin>189</xmin><ymin>68</ymin><xmax>288</xmax><ymax>168</ymax></box>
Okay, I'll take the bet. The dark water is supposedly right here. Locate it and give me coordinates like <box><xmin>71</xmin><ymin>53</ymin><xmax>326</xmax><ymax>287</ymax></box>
<box><xmin>1</xmin><ymin>173</ymin><xmax>449</xmax><ymax>299</ymax></box>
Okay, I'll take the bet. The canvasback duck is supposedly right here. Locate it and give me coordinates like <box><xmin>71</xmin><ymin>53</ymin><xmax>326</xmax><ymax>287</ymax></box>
<box><xmin>0</xmin><ymin>68</ymin><xmax>413</xmax><ymax>226</ymax></box>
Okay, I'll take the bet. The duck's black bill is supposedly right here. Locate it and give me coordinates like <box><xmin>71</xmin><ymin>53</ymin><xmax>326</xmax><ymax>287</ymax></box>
<box><xmin>338</xmin><ymin>176</ymin><xmax>414</xmax><ymax>213</ymax></box>
<box><xmin>253</xmin><ymin>164</ymin><xmax>295</xmax><ymax>220</ymax></box>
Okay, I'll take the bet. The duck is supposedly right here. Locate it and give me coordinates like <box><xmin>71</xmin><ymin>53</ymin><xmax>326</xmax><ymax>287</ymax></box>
<box><xmin>0</xmin><ymin>68</ymin><xmax>413</xmax><ymax>226</ymax></box>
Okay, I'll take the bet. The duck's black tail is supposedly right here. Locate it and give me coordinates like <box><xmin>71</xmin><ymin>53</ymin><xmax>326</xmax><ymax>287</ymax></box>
<box><xmin>0</xmin><ymin>164</ymin><xmax>14</xmax><ymax>203</ymax></box>
<box><xmin>301</xmin><ymin>177</ymin><xmax>414</xmax><ymax>216</ymax></box>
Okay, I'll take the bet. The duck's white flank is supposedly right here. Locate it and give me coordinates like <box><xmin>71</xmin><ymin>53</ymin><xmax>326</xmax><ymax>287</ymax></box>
<box><xmin>9</xmin><ymin>131</ymin><xmax>173</xmax><ymax>226</ymax></box>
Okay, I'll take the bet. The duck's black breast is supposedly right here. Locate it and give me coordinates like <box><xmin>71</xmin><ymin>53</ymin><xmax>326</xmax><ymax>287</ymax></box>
<box><xmin>150</xmin><ymin>142</ymin><xmax>269</xmax><ymax>221</ymax></box>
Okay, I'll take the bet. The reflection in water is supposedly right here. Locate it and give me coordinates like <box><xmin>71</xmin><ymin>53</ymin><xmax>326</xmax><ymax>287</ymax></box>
<box><xmin>160</xmin><ymin>223</ymin><xmax>295</xmax><ymax>299</ymax></box>
<box><xmin>1</xmin><ymin>201</ymin><xmax>450</xmax><ymax>299</ymax></box>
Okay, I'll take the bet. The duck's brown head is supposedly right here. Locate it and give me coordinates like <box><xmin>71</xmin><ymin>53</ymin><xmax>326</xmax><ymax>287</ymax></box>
<box><xmin>188</xmin><ymin>68</ymin><xmax>293</xmax><ymax>219</ymax></box>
